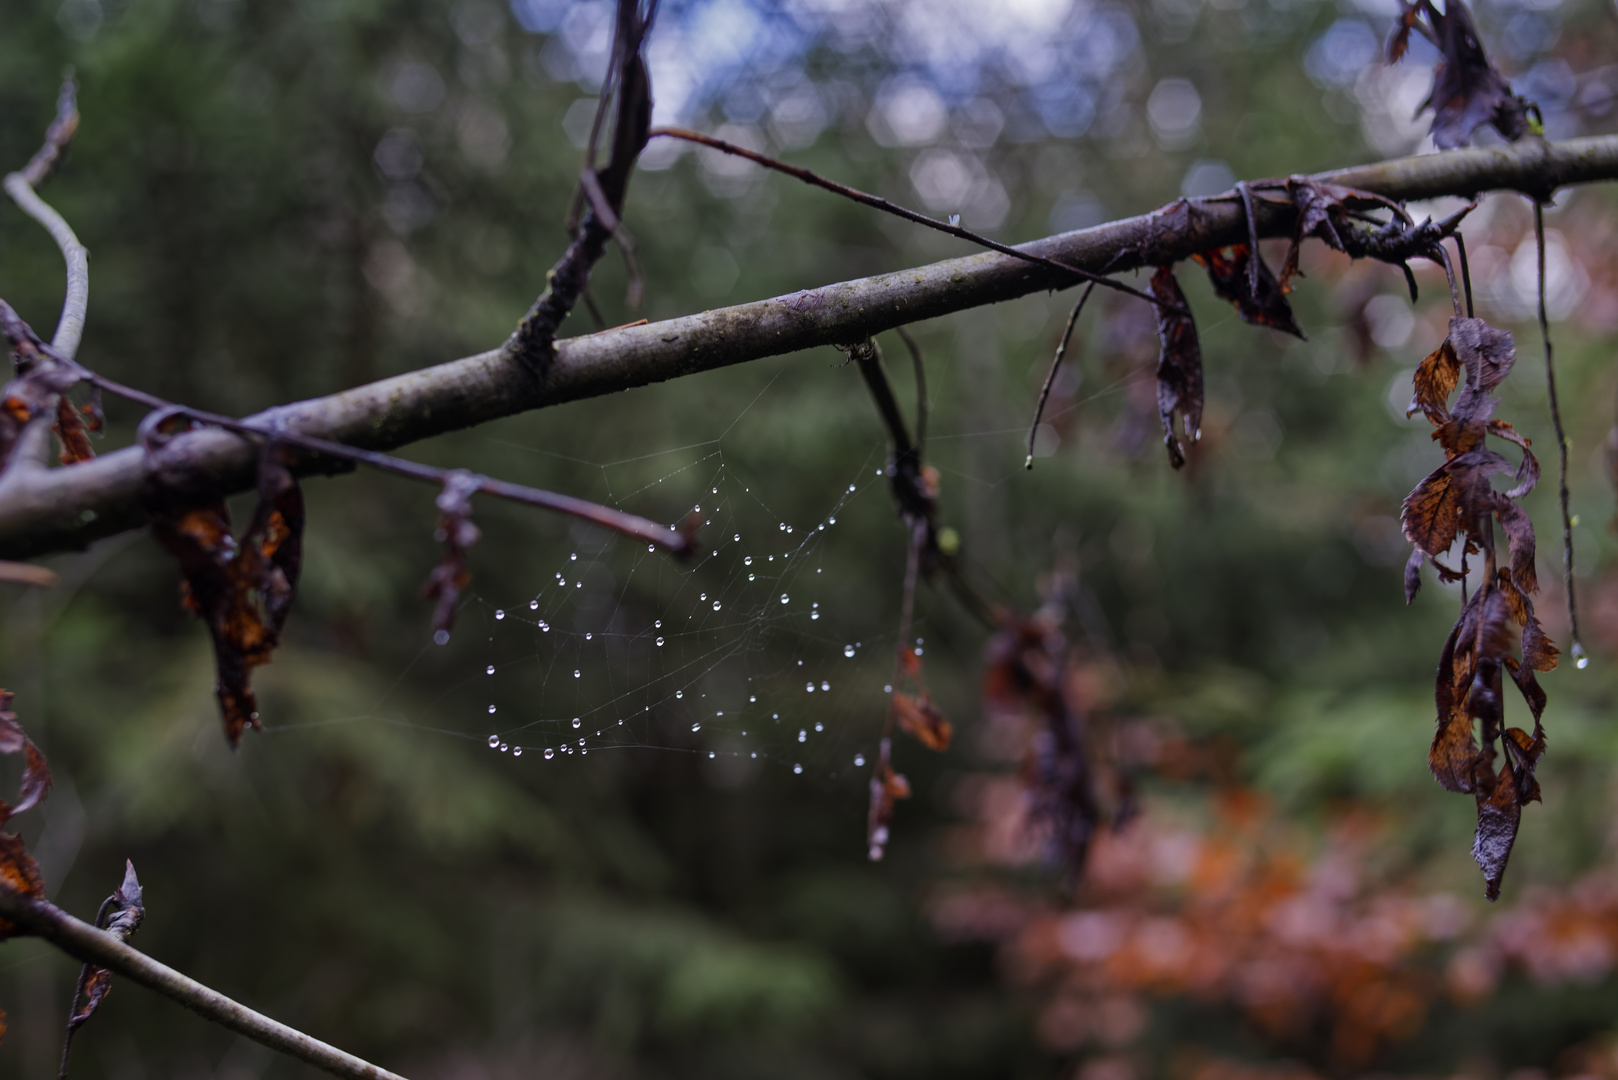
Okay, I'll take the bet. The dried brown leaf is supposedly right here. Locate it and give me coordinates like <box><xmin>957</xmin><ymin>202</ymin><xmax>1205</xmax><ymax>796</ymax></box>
<box><xmin>892</xmin><ymin>692</ymin><xmax>953</xmax><ymax>752</ymax></box>
<box><xmin>1148</xmin><ymin>267</ymin><xmax>1202</xmax><ymax>470</ymax></box>
<box><xmin>1192</xmin><ymin>245</ymin><xmax>1305</xmax><ymax>338</ymax></box>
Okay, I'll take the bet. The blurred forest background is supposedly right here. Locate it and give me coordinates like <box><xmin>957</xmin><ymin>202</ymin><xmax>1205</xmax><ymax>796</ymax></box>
<box><xmin>5</xmin><ymin>0</ymin><xmax>1618</xmax><ymax>1077</ymax></box>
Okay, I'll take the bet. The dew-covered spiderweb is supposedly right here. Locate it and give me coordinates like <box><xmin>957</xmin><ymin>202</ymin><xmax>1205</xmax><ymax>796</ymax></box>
<box><xmin>291</xmin><ymin>372</ymin><xmax>954</xmax><ymax>792</ymax></box>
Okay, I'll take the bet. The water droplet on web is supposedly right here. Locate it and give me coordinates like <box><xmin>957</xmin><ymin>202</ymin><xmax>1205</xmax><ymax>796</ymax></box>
<box><xmin>495</xmin><ymin>610</ymin><xmax>505</xmax><ymax>620</ymax></box>
<box><xmin>558</xmin><ymin>579</ymin><xmax>567</xmax><ymax>588</ymax></box>
<box><xmin>713</xmin><ymin>601</ymin><xmax>721</xmax><ymax>611</ymax></box>
<box><xmin>849</xmin><ymin>484</ymin><xmax>857</xmax><ymax>492</ymax></box>
<box><xmin>709</xmin><ymin>751</ymin><xmax>716</xmax><ymax>759</ymax></box>
<box><xmin>434</xmin><ymin>629</ymin><xmax>450</xmax><ymax>645</ymax></box>
<box><xmin>785</xmin><ymin>525</ymin><xmax>793</xmax><ymax>534</ymax></box>
<box><xmin>570</xmin><ymin>553</ymin><xmax>578</xmax><ymax>561</ymax></box>
<box><xmin>733</xmin><ymin>533</ymin><xmax>740</xmax><ymax>541</ymax></box>
<box><xmin>1573</xmin><ymin>641</ymin><xmax>1590</xmax><ymax>669</ymax></box>
<box><xmin>488</xmin><ymin>735</ymin><xmax>500</xmax><ymax>748</ymax></box>
<box><xmin>648</xmin><ymin>544</ymin><xmax>654</xmax><ymax>552</ymax></box>
<box><xmin>811</xmin><ymin>612</ymin><xmax>820</xmax><ymax>620</ymax></box>
<box><xmin>580</xmin><ymin>746</ymin><xmax>587</xmax><ymax>755</ymax></box>
<box><xmin>575</xmin><ymin>582</ymin><xmax>582</xmax><ymax>589</ymax></box>
<box><xmin>692</xmin><ymin>723</ymin><xmax>702</xmax><ymax>732</ymax></box>
<box><xmin>751</xmin><ymin>752</ymin><xmax>758</xmax><ymax>759</ymax></box>
<box><xmin>512</xmin><ymin>747</ymin><xmax>522</xmax><ymax>757</ymax></box>
<box><xmin>814</xmin><ymin>722</ymin><xmax>824</xmax><ymax>732</ymax></box>
<box><xmin>884</xmin><ymin>684</ymin><xmax>893</xmax><ymax>693</ymax></box>
<box><xmin>820</xmin><ymin>681</ymin><xmax>830</xmax><ymax>692</ymax></box>
<box><xmin>773</xmin><ymin>713</ymin><xmax>779</xmax><ymax>720</ymax></box>
<box><xmin>544</xmin><ymin>748</ymin><xmax>555</xmax><ymax>760</ymax></box>
<box><xmin>712</xmin><ymin>486</ymin><xmax>718</xmax><ymax>494</ymax></box>
<box><xmin>585</xmin><ymin>632</ymin><xmax>593</xmax><ymax>641</ymax></box>
<box><xmin>539</xmin><ymin>621</ymin><xmax>550</xmax><ymax>632</ymax></box>
<box><xmin>488</xmin><ymin>704</ymin><xmax>497</xmax><ymax>714</ymax></box>
<box><xmin>654</xmin><ymin>619</ymin><xmax>662</xmax><ymax>629</ymax></box>
<box><xmin>656</xmin><ymin>637</ymin><xmax>664</xmax><ymax>646</ymax></box>
<box><xmin>749</xmin><ymin>695</ymin><xmax>757</xmax><ymax>703</ymax></box>
<box><xmin>574</xmin><ymin>669</ymin><xmax>581</xmax><ymax>679</ymax></box>
<box><xmin>793</xmin><ymin>763</ymin><xmax>803</xmax><ymax>774</ymax></box>
<box><xmin>798</xmin><ymin>729</ymin><xmax>807</xmax><ymax>742</ymax></box>
<box><xmin>578</xmin><ymin>738</ymin><xmax>585</xmax><ymax>747</ymax></box>
<box><xmin>854</xmin><ymin>753</ymin><xmax>865</xmax><ymax>767</ymax></box>
<box><xmin>915</xmin><ymin>647</ymin><xmax>924</xmax><ymax>657</ymax></box>
<box><xmin>805</xmin><ymin>682</ymin><xmax>814</xmax><ymax>693</ymax></box>
<box><xmin>748</xmin><ymin>574</ymin><xmax>755</xmax><ymax>581</ymax></box>
<box><xmin>700</xmin><ymin>593</ymin><xmax>707</xmax><ymax>601</ymax></box>
<box><xmin>828</xmin><ymin>517</ymin><xmax>836</xmax><ymax>525</ymax></box>
<box><xmin>529</xmin><ymin>600</ymin><xmax>539</xmax><ymax>610</ymax></box>
<box><xmin>572</xmin><ymin>717</ymin><xmax>581</xmax><ymax>729</ymax></box>
<box><xmin>781</xmin><ymin>594</ymin><xmax>790</xmax><ymax>605</ymax></box>
<box><xmin>499</xmin><ymin>742</ymin><xmax>509</xmax><ymax>752</ymax></box>
<box><xmin>844</xmin><ymin>645</ymin><xmax>856</xmax><ymax>658</ymax></box>
<box><xmin>676</xmin><ymin>690</ymin><xmax>684</xmax><ymax>699</ymax></box>
<box><xmin>744</xmin><ymin>556</ymin><xmax>752</xmax><ymax>565</ymax></box>
<box><xmin>486</xmin><ymin>664</ymin><xmax>496</xmax><ymax>674</ymax></box>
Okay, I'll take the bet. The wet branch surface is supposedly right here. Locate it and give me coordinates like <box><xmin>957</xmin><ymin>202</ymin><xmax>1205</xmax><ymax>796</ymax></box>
<box><xmin>4</xmin><ymin>134</ymin><xmax>1618</xmax><ymax>560</ymax></box>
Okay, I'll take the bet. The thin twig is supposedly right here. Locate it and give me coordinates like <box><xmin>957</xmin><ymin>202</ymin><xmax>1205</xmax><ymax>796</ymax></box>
<box><xmin>0</xmin><ymin>887</ymin><xmax>411</xmax><ymax>1080</ymax></box>
<box><xmin>0</xmin><ymin>560</ymin><xmax>58</xmax><ymax>587</ymax></box>
<box><xmin>104</xmin><ymin>376</ymin><xmax>690</xmax><ymax>554</ymax></box>
<box><xmin>892</xmin><ymin>326</ymin><xmax>928</xmax><ymax>454</ymax></box>
<box><xmin>1535</xmin><ymin>200</ymin><xmax>1584</xmax><ymax>666</ymax></box>
<box><xmin>1026</xmin><ymin>282</ymin><xmax>1095</xmax><ymax>470</ymax></box>
<box><xmin>1429</xmin><ymin>242</ymin><xmax>1464</xmax><ymax>318</ymax></box>
<box><xmin>650</xmin><ymin>127</ymin><xmax>1173</xmax><ymax>312</ymax></box>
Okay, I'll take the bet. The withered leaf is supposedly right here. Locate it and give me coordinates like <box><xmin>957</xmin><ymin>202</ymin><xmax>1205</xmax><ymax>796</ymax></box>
<box><xmin>1492</xmin><ymin>498</ymin><xmax>1538</xmax><ymax>596</ymax></box>
<box><xmin>1474</xmin><ymin>760</ymin><xmax>1522</xmax><ymax>901</ymax></box>
<box><xmin>0</xmin><ymin>692</ymin><xmax>49</xmax><ymax>942</ymax></box>
<box><xmin>1148</xmin><ymin>267</ymin><xmax>1202</xmax><ymax>470</ymax></box>
<box><xmin>1402</xmin><ymin>448</ymin><xmax>1512</xmax><ymax>559</ymax></box>
<box><xmin>1408</xmin><ymin>337</ymin><xmax>1461</xmax><ymax>425</ymax></box>
<box><xmin>1404</xmin><ymin>548</ymin><xmax>1424</xmax><ymax>605</ymax></box>
<box><xmin>1449</xmin><ymin>317</ymin><xmax>1517</xmax><ymax>415</ymax></box>
<box><xmin>1505</xmin><ymin>658</ymin><xmax>1547</xmax><ymax>723</ymax></box>
<box><xmin>1396</xmin><ymin>0</ymin><xmax>1531</xmax><ymax>150</ymax></box>
<box><xmin>1430</xmin><ymin>617</ymin><xmax>1478</xmax><ymax>794</ymax></box>
<box><xmin>421</xmin><ymin>469</ymin><xmax>482</xmax><ymax>641</ymax></box>
<box><xmin>1488</xmin><ymin>420</ymin><xmax>1539</xmax><ymax>499</ymax></box>
<box><xmin>866</xmin><ymin>741</ymin><xmax>911</xmax><ymax>863</ymax></box>
<box><xmin>144</xmin><ymin>449</ymin><xmax>305</xmax><ymax>745</ymax></box>
<box><xmin>892</xmin><ymin>692</ymin><xmax>953</xmax><ymax>752</ymax></box>
<box><xmin>65</xmin><ymin>861</ymin><xmax>144</xmax><ymax>1038</ymax></box>
<box><xmin>54</xmin><ymin>395</ymin><xmax>93</xmax><ymax>465</ymax></box>
<box><xmin>1192</xmin><ymin>245</ymin><xmax>1304</xmax><ymax>338</ymax></box>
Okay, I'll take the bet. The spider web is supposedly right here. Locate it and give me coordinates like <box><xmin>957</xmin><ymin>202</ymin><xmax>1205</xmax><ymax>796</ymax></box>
<box><xmin>289</xmin><ymin>373</ymin><xmax>949</xmax><ymax>794</ymax></box>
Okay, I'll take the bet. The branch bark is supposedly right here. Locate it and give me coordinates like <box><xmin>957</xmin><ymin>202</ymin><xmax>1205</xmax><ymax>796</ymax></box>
<box><xmin>0</xmin><ymin>886</ymin><xmax>411</xmax><ymax>1080</ymax></box>
<box><xmin>4</xmin><ymin>134</ymin><xmax>1617</xmax><ymax>560</ymax></box>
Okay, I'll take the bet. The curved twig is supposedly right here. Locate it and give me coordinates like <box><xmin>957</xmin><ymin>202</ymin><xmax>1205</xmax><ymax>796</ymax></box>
<box><xmin>1026</xmin><ymin>281</ymin><xmax>1095</xmax><ymax>470</ymax></box>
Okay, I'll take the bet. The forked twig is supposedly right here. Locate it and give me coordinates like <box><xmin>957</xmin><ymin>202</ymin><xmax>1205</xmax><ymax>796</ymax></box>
<box><xmin>650</xmin><ymin>127</ymin><xmax>1176</xmax><ymax>312</ymax></box>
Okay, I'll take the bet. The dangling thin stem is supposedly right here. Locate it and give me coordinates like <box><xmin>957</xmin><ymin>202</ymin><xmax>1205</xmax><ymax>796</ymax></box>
<box><xmin>1430</xmin><ymin>243</ymin><xmax>1464</xmax><ymax>318</ymax></box>
<box><xmin>1453</xmin><ymin>233</ymin><xmax>1474</xmax><ymax>317</ymax></box>
<box><xmin>1026</xmin><ymin>282</ymin><xmax>1095</xmax><ymax>470</ymax></box>
<box><xmin>894</xmin><ymin>326</ymin><xmax>929</xmax><ymax>455</ymax></box>
<box><xmin>1535</xmin><ymin>200</ymin><xmax>1585</xmax><ymax>667</ymax></box>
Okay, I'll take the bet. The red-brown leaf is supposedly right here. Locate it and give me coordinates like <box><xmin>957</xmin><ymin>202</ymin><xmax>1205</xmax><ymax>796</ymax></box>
<box><xmin>1473</xmin><ymin>760</ymin><xmax>1522</xmax><ymax>902</ymax></box>
<box><xmin>54</xmin><ymin>395</ymin><xmax>93</xmax><ymax>464</ymax></box>
<box><xmin>892</xmin><ymin>692</ymin><xmax>953</xmax><ymax>752</ymax></box>
<box><xmin>1192</xmin><ymin>245</ymin><xmax>1304</xmax><ymax>338</ymax></box>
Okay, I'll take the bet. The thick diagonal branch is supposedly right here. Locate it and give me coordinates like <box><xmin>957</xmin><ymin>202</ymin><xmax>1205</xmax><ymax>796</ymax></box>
<box><xmin>0</xmin><ymin>886</ymin><xmax>411</xmax><ymax>1080</ymax></box>
<box><xmin>3</xmin><ymin>134</ymin><xmax>1617</xmax><ymax>560</ymax></box>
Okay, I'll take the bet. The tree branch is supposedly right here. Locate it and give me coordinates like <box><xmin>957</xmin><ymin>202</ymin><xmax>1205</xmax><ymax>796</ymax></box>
<box><xmin>4</xmin><ymin>134</ymin><xmax>1618</xmax><ymax>560</ymax></box>
<box><xmin>0</xmin><ymin>886</ymin><xmax>411</xmax><ymax>1080</ymax></box>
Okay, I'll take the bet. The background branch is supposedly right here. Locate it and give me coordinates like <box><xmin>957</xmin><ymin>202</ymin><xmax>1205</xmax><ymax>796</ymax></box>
<box><xmin>3</xmin><ymin>134</ymin><xmax>1617</xmax><ymax>561</ymax></box>
<box><xmin>0</xmin><ymin>886</ymin><xmax>411</xmax><ymax>1080</ymax></box>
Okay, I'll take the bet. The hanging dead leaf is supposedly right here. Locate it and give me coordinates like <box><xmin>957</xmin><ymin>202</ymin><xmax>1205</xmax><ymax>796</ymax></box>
<box><xmin>421</xmin><ymin>469</ymin><xmax>482</xmax><ymax>642</ymax></box>
<box><xmin>892</xmin><ymin>692</ymin><xmax>953</xmax><ymax>752</ymax></box>
<box><xmin>144</xmin><ymin>443</ymin><xmax>305</xmax><ymax>745</ymax></box>
<box><xmin>1192</xmin><ymin>245</ymin><xmax>1304</xmax><ymax>338</ymax></box>
<box><xmin>1390</xmin><ymin>0</ymin><xmax>1531</xmax><ymax>149</ymax></box>
<box><xmin>1147</xmin><ymin>267</ymin><xmax>1202</xmax><ymax>470</ymax></box>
